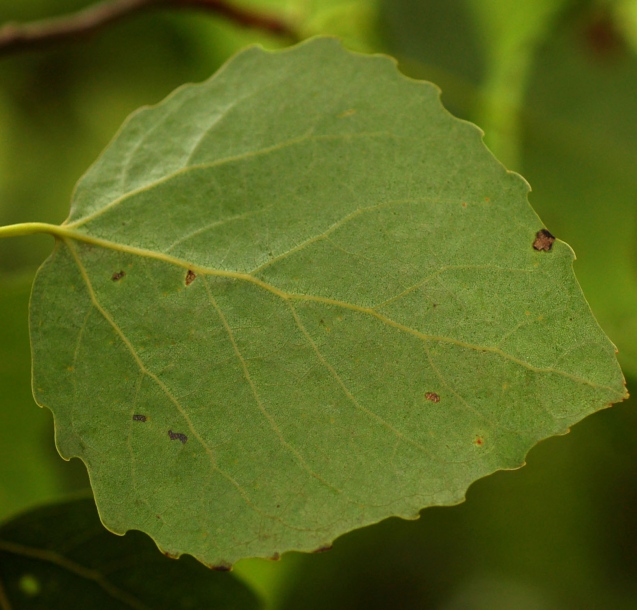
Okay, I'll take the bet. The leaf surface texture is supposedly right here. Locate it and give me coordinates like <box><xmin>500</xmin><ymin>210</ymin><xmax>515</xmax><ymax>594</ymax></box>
<box><xmin>29</xmin><ymin>38</ymin><xmax>626</xmax><ymax>565</ymax></box>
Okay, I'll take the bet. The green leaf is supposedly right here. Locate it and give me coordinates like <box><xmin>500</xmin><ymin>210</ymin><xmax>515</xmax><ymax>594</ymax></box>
<box><xmin>26</xmin><ymin>37</ymin><xmax>625</xmax><ymax>566</ymax></box>
<box><xmin>0</xmin><ymin>497</ymin><xmax>262</xmax><ymax>609</ymax></box>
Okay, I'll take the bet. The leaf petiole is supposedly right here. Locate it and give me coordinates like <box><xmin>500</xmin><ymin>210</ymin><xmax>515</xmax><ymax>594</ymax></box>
<box><xmin>0</xmin><ymin>222</ymin><xmax>66</xmax><ymax>239</ymax></box>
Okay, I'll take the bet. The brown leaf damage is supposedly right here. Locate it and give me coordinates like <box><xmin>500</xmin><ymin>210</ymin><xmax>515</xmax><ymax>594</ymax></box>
<box><xmin>533</xmin><ymin>229</ymin><xmax>555</xmax><ymax>251</ymax></box>
<box><xmin>168</xmin><ymin>430</ymin><xmax>188</xmax><ymax>444</ymax></box>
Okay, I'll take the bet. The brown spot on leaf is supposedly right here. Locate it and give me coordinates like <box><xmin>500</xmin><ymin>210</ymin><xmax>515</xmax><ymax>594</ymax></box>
<box><xmin>132</xmin><ymin>414</ymin><xmax>147</xmax><ymax>422</ymax></box>
<box><xmin>313</xmin><ymin>545</ymin><xmax>333</xmax><ymax>553</ymax></box>
<box><xmin>210</xmin><ymin>563</ymin><xmax>232</xmax><ymax>572</ymax></box>
<box><xmin>462</xmin><ymin>202</ymin><xmax>467</xmax><ymax>208</ymax></box>
<box><xmin>111</xmin><ymin>270</ymin><xmax>125</xmax><ymax>281</ymax></box>
<box><xmin>532</xmin><ymin>229</ymin><xmax>555</xmax><ymax>251</ymax></box>
<box><xmin>474</xmin><ymin>436</ymin><xmax>484</xmax><ymax>446</ymax></box>
<box><xmin>168</xmin><ymin>430</ymin><xmax>188</xmax><ymax>444</ymax></box>
<box><xmin>163</xmin><ymin>551</ymin><xmax>179</xmax><ymax>559</ymax></box>
<box><xmin>425</xmin><ymin>392</ymin><xmax>440</xmax><ymax>403</ymax></box>
<box><xmin>185</xmin><ymin>270</ymin><xmax>197</xmax><ymax>286</ymax></box>
<box><xmin>270</xmin><ymin>552</ymin><xmax>281</xmax><ymax>561</ymax></box>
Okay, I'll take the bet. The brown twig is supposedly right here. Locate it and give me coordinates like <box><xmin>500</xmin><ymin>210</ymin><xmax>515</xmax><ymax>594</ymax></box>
<box><xmin>0</xmin><ymin>0</ymin><xmax>299</xmax><ymax>57</ymax></box>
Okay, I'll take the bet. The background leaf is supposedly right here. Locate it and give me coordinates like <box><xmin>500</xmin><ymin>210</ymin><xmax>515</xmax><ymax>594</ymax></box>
<box><xmin>0</xmin><ymin>497</ymin><xmax>263</xmax><ymax>609</ymax></box>
<box><xmin>27</xmin><ymin>37</ymin><xmax>625</xmax><ymax>567</ymax></box>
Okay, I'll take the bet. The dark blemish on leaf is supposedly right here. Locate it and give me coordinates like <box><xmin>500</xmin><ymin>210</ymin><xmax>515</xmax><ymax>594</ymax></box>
<box><xmin>168</xmin><ymin>430</ymin><xmax>188</xmax><ymax>444</ymax></box>
<box><xmin>532</xmin><ymin>229</ymin><xmax>555</xmax><ymax>252</ymax></box>
<box><xmin>210</xmin><ymin>563</ymin><xmax>232</xmax><ymax>572</ymax></box>
<box><xmin>462</xmin><ymin>202</ymin><xmax>467</xmax><ymax>208</ymax></box>
<box><xmin>185</xmin><ymin>270</ymin><xmax>197</xmax><ymax>286</ymax></box>
<box><xmin>270</xmin><ymin>552</ymin><xmax>281</xmax><ymax>561</ymax></box>
<box><xmin>163</xmin><ymin>551</ymin><xmax>179</xmax><ymax>559</ymax></box>
<box><xmin>432</xmin><ymin>303</ymin><xmax>438</xmax><ymax>309</ymax></box>
<box><xmin>313</xmin><ymin>545</ymin><xmax>333</xmax><ymax>554</ymax></box>
<box><xmin>319</xmin><ymin>319</ymin><xmax>331</xmax><ymax>332</ymax></box>
<box><xmin>132</xmin><ymin>414</ymin><xmax>147</xmax><ymax>422</ymax></box>
<box><xmin>474</xmin><ymin>436</ymin><xmax>484</xmax><ymax>446</ymax></box>
<box><xmin>425</xmin><ymin>392</ymin><xmax>440</xmax><ymax>403</ymax></box>
<box><xmin>111</xmin><ymin>270</ymin><xmax>125</xmax><ymax>281</ymax></box>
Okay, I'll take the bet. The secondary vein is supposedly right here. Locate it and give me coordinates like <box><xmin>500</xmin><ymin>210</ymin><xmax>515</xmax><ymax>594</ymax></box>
<box><xmin>64</xmin><ymin>238</ymin><xmax>325</xmax><ymax>529</ymax></box>
<box><xmin>0</xmin><ymin>539</ymin><xmax>150</xmax><ymax>610</ymax></box>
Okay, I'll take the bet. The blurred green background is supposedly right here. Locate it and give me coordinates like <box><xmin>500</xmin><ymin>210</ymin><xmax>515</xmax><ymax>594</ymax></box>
<box><xmin>2</xmin><ymin>0</ymin><xmax>637</xmax><ymax>608</ymax></box>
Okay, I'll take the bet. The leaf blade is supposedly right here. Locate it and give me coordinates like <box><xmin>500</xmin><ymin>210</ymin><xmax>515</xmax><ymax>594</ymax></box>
<box><xmin>30</xmin><ymin>37</ymin><xmax>626</xmax><ymax>566</ymax></box>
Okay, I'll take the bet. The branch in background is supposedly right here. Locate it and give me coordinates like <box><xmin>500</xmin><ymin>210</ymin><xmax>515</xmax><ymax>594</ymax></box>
<box><xmin>0</xmin><ymin>0</ymin><xmax>299</xmax><ymax>57</ymax></box>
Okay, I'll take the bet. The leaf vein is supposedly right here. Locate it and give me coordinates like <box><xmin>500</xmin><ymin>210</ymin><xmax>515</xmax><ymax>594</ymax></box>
<box><xmin>55</xmin><ymin>231</ymin><xmax>622</xmax><ymax>398</ymax></box>
<box><xmin>203</xmin><ymin>278</ymin><xmax>342</xmax><ymax>495</ymax></box>
<box><xmin>288</xmin><ymin>303</ymin><xmax>441</xmax><ymax>460</ymax></box>
<box><xmin>64</xmin><ymin>239</ymin><xmax>302</xmax><ymax>527</ymax></box>
<box><xmin>0</xmin><ymin>539</ymin><xmax>151</xmax><ymax>610</ymax></box>
<box><xmin>66</xmin><ymin>131</ymin><xmax>399</xmax><ymax>229</ymax></box>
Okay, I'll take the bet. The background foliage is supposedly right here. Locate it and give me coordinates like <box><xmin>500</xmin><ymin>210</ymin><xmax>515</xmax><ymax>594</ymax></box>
<box><xmin>1</xmin><ymin>0</ymin><xmax>637</xmax><ymax>608</ymax></box>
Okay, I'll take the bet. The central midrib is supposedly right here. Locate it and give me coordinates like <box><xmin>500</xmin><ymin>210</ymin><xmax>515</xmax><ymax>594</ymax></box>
<box><xmin>34</xmin><ymin>224</ymin><xmax>620</xmax><ymax>395</ymax></box>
